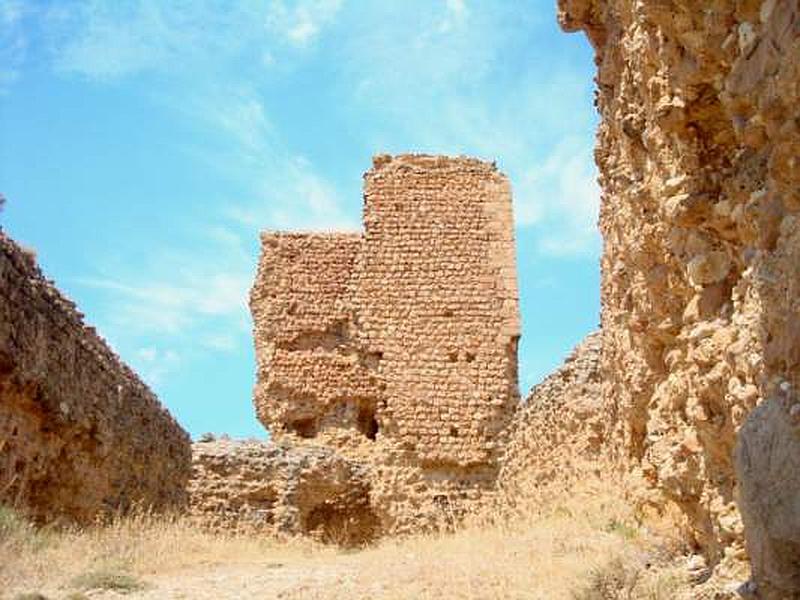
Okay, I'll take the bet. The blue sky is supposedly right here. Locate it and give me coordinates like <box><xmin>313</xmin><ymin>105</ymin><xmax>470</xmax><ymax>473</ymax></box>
<box><xmin>0</xmin><ymin>0</ymin><xmax>600</xmax><ymax>439</ymax></box>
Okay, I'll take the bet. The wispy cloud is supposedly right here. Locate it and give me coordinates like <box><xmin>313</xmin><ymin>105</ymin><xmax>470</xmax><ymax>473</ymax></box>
<box><xmin>0</xmin><ymin>0</ymin><xmax>27</xmax><ymax>92</ymax></box>
<box><xmin>169</xmin><ymin>86</ymin><xmax>357</xmax><ymax>232</ymax></box>
<box><xmin>33</xmin><ymin>0</ymin><xmax>599</xmax><ymax>392</ymax></box>
<box><xmin>74</xmin><ymin>83</ymin><xmax>353</xmax><ymax>378</ymax></box>
<box><xmin>522</xmin><ymin>138</ymin><xmax>600</xmax><ymax>257</ymax></box>
<box><xmin>46</xmin><ymin>0</ymin><xmax>342</xmax><ymax>81</ymax></box>
<box><xmin>79</xmin><ymin>267</ymin><xmax>251</xmax><ymax>335</ymax></box>
<box><xmin>134</xmin><ymin>345</ymin><xmax>181</xmax><ymax>386</ymax></box>
<box><xmin>333</xmin><ymin>2</ymin><xmax>599</xmax><ymax>254</ymax></box>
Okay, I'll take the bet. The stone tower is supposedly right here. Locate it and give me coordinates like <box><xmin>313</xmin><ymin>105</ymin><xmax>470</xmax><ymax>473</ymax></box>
<box><xmin>250</xmin><ymin>154</ymin><xmax>520</xmax><ymax>531</ymax></box>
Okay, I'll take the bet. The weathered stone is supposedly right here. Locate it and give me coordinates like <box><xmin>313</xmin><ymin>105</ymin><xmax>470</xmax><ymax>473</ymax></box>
<box><xmin>561</xmin><ymin>0</ymin><xmax>800</xmax><ymax>577</ymax></box>
<box><xmin>0</xmin><ymin>230</ymin><xmax>191</xmax><ymax>523</ymax></box>
<box><xmin>498</xmin><ymin>332</ymin><xmax>604</xmax><ymax>496</ymax></box>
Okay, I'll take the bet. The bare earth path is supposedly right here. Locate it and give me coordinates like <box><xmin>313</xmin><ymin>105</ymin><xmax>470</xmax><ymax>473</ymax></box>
<box><xmin>90</xmin><ymin>560</ymin><xmax>356</xmax><ymax>600</ymax></box>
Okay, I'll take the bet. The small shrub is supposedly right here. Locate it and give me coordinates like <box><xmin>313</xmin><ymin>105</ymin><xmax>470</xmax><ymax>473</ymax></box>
<box><xmin>12</xmin><ymin>593</ymin><xmax>50</xmax><ymax>600</ymax></box>
<box><xmin>0</xmin><ymin>505</ymin><xmax>29</xmax><ymax>538</ymax></box>
<box><xmin>70</xmin><ymin>568</ymin><xmax>146</xmax><ymax>593</ymax></box>
<box><xmin>572</xmin><ymin>557</ymin><xmax>637</xmax><ymax>599</ymax></box>
<box><xmin>605</xmin><ymin>519</ymin><xmax>639</xmax><ymax>540</ymax></box>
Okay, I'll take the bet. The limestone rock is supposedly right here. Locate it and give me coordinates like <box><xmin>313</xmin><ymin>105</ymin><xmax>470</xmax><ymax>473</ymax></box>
<box><xmin>498</xmin><ymin>332</ymin><xmax>604</xmax><ymax>495</ymax></box>
<box><xmin>735</xmin><ymin>393</ymin><xmax>800</xmax><ymax>598</ymax></box>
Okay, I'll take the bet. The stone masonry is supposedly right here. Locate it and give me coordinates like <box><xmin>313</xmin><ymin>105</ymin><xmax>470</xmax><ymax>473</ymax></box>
<box><xmin>250</xmin><ymin>154</ymin><xmax>521</xmax><ymax>534</ymax></box>
<box><xmin>0</xmin><ymin>230</ymin><xmax>191</xmax><ymax>523</ymax></box>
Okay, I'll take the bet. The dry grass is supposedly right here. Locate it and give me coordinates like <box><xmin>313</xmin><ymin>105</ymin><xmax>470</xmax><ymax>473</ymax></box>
<box><xmin>0</xmin><ymin>504</ymin><xmax>330</xmax><ymax>598</ymax></box>
<box><xmin>0</xmin><ymin>478</ymin><xmax>695</xmax><ymax>599</ymax></box>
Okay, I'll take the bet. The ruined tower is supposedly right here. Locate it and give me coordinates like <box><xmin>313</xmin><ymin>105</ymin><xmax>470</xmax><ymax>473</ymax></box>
<box><xmin>250</xmin><ymin>154</ymin><xmax>520</xmax><ymax>531</ymax></box>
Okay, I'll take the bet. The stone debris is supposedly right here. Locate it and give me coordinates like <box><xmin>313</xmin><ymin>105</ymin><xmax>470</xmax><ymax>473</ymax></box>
<box><xmin>0</xmin><ymin>230</ymin><xmax>191</xmax><ymax>523</ymax></box>
<box><xmin>560</xmin><ymin>0</ymin><xmax>800</xmax><ymax>589</ymax></box>
<box><xmin>247</xmin><ymin>154</ymin><xmax>521</xmax><ymax>535</ymax></box>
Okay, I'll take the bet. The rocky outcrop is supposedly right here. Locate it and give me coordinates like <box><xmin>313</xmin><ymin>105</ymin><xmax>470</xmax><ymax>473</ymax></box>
<box><xmin>188</xmin><ymin>439</ymin><xmax>380</xmax><ymax>546</ymax></box>
<box><xmin>498</xmin><ymin>332</ymin><xmax>604</xmax><ymax>498</ymax></box>
<box><xmin>250</xmin><ymin>155</ymin><xmax>521</xmax><ymax>535</ymax></box>
<box><xmin>735</xmin><ymin>385</ymin><xmax>800</xmax><ymax>599</ymax></box>
<box><xmin>0</xmin><ymin>230</ymin><xmax>191</xmax><ymax>523</ymax></box>
<box><xmin>560</xmin><ymin>0</ymin><xmax>800</xmax><ymax>574</ymax></box>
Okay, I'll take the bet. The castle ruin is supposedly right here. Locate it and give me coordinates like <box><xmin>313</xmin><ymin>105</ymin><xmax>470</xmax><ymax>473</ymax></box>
<box><xmin>248</xmin><ymin>154</ymin><xmax>521</xmax><ymax>534</ymax></box>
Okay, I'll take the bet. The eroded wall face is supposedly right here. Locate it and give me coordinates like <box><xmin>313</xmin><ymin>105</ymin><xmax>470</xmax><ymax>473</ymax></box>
<box><xmin>560</xmin><ymin>0</ymin><xmax>800</xmax><ymax>569</ymax></box>
<box><xmin>250</xmin><ymin>155</ymin><xmax>521</xmax><ymax>533</ymax></box>
<box><xmin>0</xmin><ymin>232</ymin><xmax>191</xmax><ymax>523</ymax></box>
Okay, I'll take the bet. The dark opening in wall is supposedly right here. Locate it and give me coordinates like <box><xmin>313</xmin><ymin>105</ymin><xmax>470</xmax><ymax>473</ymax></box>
<box><xmin>363</xmin><ymin>351</ymin><xmax>383</xmax><ymax>370</ymax></box>
<box><xmin>288</xmin><ymin>417</ymin><xmax>318</xmax><ymax>438</ymax></box>
<box><xmin>357</xmin><ymin>404</ymin><xmax>379</xmax><ymax>440</ymax></box>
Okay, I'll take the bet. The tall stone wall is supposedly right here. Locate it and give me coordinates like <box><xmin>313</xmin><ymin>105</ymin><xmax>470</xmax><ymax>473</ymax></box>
<box><xmin>0</xmin><ymin>230</ymin><xmax>191</xmax><ymax>523</ymax></box>
<box><xmin>250</xmin><ymin>154</ymin><xmax>521</xmax><ymax>533</ymax></box>
<box><xmin>559</xmin><ymin>0</ymin><xmax>800</xmax><ymax>579</ymax></box>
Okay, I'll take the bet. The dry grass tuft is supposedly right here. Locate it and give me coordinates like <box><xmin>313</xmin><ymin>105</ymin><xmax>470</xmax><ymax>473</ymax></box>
<box><xmin>70</xmin><ymin>568</ymin><xmax>146</xmax><ymax>593</ymax></box>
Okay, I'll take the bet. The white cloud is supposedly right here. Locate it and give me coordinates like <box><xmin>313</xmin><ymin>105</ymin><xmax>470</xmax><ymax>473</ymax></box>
<box><xmin>137</xmin><ymin>347</ymin><xmax>157</xmax><ymax>362</ymax></box>
<box><xmin>167</xmin><ymin>86</ymin><xmax>357</xmax><ymax>232</ymax></box>
<box><xmin>43</xmin><ymin>0</ymin><xmax>601</xmax><ymax>392</ymax></box>
<box><xmin>79</xmin><ymin>266</ymin><xmax>251</xmax><ymax>335</ymax></box>
<box><xmin>73</xmin><ymin>84</ymin><xmax>353</xmax><ymax>387</ymax></box>
<box><xmin>201</xmin><ymin>334</ymin><xmax>239</xmax><ymax>353</ymax></box>
<box><xmin>45</xmin><ymin>0</ymin><xmax>340</xmax><ymax>80</ymax></box>
<box><xmin>524</xmin><ymin>138</ymin><xmax>601</xmax><ymax>257</ymax></box>
<box><xmin>267</xmin><ymin>0</ymin><xmax>342</xmax><ymax>48</ymax></box>
<box><xmin>439</xmin><ymin>0</ymin><xmax>469</xmax><ymax>33</ymax></box>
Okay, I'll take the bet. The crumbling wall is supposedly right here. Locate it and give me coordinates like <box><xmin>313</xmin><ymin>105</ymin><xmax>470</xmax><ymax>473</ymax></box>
<box><xmin>250</xmin><ymin>154</ymin><xmax>521</xmax><ymax>534</ymax></box>
<box><xmin>498</xmin><ymin>332</ymin><xmax>603</xmax><ymax>499</ymax></box>
<box><xmin>189</xmin><ymin>439</ymin><xmax>379</xmax><ymax>546</ymax></box>
<box><xmin>250</xmin><ymin>233</ymin><xmax>380</xmax><ymax>450</ymax></box>
<box><xmin>559</xmin><ymin>0</ymin><xmax>800</xmax><ymax>575</ymax></box>
<box><xmin>0</xmin><ymin>230</ymin><xmax>191</xmax><ymax>523</ymax></box>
